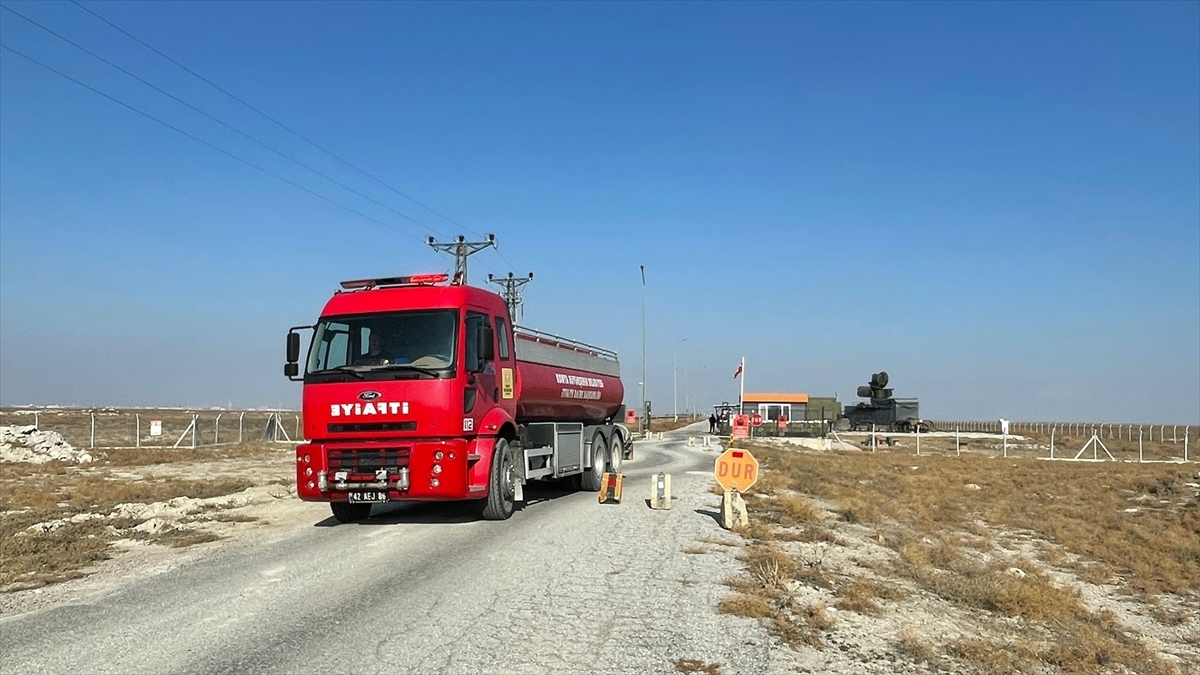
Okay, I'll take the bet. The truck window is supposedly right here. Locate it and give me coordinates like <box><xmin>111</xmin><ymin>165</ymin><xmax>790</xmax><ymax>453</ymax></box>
<box><xmin>495</xmin><ymin>317</ymin><xmax>510</xmax><ymax>360</ymax></box>
<box><xmin>306</xmin><ymin>311</ymin><xmax>458</xmax><ymax>377</ymax></box>
<box><xmin>465</xmin><ymin>312</ymin><xmax>487</xmax><ymax>372</ymax></box>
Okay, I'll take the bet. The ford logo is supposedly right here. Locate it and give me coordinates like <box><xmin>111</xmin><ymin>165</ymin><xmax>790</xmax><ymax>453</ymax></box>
<box><xmin>358</xmin><ymin>390</ymin><xmax>382</xmax><ymax>401</ymax></box>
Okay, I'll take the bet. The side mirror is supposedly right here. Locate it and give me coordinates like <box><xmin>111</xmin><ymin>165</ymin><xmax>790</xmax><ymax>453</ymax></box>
<box><xmin>287</xmin><ymin>332</ymin><xmax>301</xmax><ymax>363</ymax></box>
<box><xmin>478</xmin><ymin>325</ymin><xmax>495</xmax><ymax>361</ymax></box>
<box><xmin>284</xmin><ymin>363</ymin><xmax>299</xmax><ymax>378</ymax></box>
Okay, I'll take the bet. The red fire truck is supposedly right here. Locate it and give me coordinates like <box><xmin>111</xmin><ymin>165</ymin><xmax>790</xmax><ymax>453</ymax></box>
<box><xmin>284</xmin><ymin>273</ymin><xmax>630</xmax><ymax>522</ymax></box>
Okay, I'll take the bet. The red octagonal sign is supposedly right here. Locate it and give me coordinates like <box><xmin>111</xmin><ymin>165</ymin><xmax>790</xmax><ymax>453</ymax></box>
<box><xmin>751</xmin><ymin>413</ymin><xmax>763</xmax><ymax>427</ymax></box>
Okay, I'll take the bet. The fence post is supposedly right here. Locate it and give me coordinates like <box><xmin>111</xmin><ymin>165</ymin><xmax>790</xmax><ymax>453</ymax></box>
<box><xmin>1139</xmin><ymin>428</ymin><xmax>1143</xmax><ymax>463</ymax></box>
<box><xmin>215</xmin><ymin>413</ymin><xmax>222</xmax><ymax>445</ymax></box>
<box><xmin>1185</xmin><ymin>428</ymin><xmax>1189</xmax><ymax>462</ymax></box>
<box><xmin>1050</xmin><ymin>427</ymin><xmax>1055</xmax><ymax>459</ymax></box>
<box><xmin>295</xmin><ymin>415</ymin><xmax>300</xmax><ymax>441</ymax></box>
<box><xmin>1002</xmin><ymin>428</ymin><xmax>1007</xmax><ymax>458</ymax></box>
<box><xmin>871</xmin><ymin>424</ymin><xmax>876</xmax><ymax>453</ymax></box>
<box><xmin>1172</xmin><ymin>425</ymin><xmax>1177</xmax><ymax>443</ymax></box>
<box><xmin>955</xmin><ymin>426</ymin><xmax>960</xmax><ymax>456</ymax></box>
<box><xmin>916</xmin><ymin>423</ymin><xmax>921</xmax><ymax>456</ymax></box>
<box><xmin>136</xmin><ymin>414</ymin><xmax>141</xmax><ymax>448</ymax></box>
<box><xmin>191</xmin><ymin>414</ymin><xmax>198</xmax><ymax>449</ymax></box>
<box><xmin>34</xmin><ymin>411</ymin><xmax>39</xmax><ymax>429</ymax></box>
<box><xmin>90</xmin><ymin>412</ymin><xmax>95</xmax><ymax>449</ymax></box>
<box><xmin>239</xmin><ymin>412</ymin><xmax>245</xmax><ymax>443</ymax></box>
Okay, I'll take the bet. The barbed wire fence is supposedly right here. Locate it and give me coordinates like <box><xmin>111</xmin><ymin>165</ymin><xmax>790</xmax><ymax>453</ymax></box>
<box><xmin>0</xmin><ymin>408</ymin><xmax>303</xmax><ymax>450</ymax></box>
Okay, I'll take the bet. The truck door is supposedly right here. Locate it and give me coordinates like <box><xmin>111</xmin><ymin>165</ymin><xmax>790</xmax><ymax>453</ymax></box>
<box><xmin>493</xmin><ymin>315</ymin><xmax>518</xmax><ymax>419</ymax></box>
<box><xmin>464</xmin><ymin>311</ymin><xmax>497</xmax><ymax>433</ymax></box>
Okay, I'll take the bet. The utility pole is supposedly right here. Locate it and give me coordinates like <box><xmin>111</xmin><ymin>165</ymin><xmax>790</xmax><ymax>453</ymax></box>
<box><xmin>640</xmin><ymin>265</ymin><xmax>647</xmax><ymax>434</ymax></box>
<box><xmin>487</xmin><ymin>272</ymin><xmax>534</xmax><ymax>322</ymax></box>
<box><xmin>427</xmin><ymin>234</ymin><xmax>496</xmax><ymax>285</ymax></box>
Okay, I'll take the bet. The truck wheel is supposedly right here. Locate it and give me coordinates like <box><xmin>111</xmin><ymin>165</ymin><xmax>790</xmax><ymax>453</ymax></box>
<box><xmin>478</xmin><ymin>438</ymin><xmax>515</xmax><ymax>520</ymax></box>
<box><xmin>608</xmin><ymin>431</ymin><xmax>623</xmax><ymax>474</ymax></box>
<box><xmin>580</xmin><ymin>433</ymin><xmax>607</xmax><ymax>492</ymax></box>
<box><xmin>330</xmin><ymin>502</ymin><xmax>371</xmax><ymax>524</ymax></box>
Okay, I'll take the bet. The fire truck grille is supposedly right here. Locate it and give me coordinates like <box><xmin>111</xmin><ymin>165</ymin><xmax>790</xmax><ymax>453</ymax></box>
<box><xmin>328</xmin><ymin>422</ymin><xmax>417</xmax><ymax>433</ymax></box>
<box><xmin>326</xmin><ymin>448</ymin><xmax>412</xmax><ymax>472</ymax></box>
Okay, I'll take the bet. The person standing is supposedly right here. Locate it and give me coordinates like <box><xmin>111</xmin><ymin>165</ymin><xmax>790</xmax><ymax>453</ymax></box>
<box><xmin>708</xmin><ymin>413</ymin><xmax>718</xmax><ymax>434</ymax></box>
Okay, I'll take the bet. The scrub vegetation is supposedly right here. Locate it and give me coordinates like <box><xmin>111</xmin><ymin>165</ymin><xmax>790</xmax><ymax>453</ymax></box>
<box><xmin>714</xmin><ymin>440</ymin><xmax>1199</xmax><ymax>674</ymax></box>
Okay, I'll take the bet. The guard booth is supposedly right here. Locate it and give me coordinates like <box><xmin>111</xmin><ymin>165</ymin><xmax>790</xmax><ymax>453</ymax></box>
<box><xmin>732</xmin><ymin>393</ymin><xmax>840</xmax><ymax>438</ymax></box>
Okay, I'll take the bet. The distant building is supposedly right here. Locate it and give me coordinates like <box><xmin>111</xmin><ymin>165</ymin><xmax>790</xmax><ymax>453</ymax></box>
<box><xmin>740</xmin><ymin>393</ymin><xmax>841</xmax><ymax>422</ymax></box>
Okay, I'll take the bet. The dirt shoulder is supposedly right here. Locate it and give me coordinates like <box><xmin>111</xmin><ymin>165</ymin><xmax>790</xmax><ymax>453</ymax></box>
<box><xmin>707</xmin><ymin>441</ymin><xmax>1199</xmax><ymax>675</ymax></box>
<box><xmin>0</xmin><ymin>442</ymin><xmax>314</xmax><ymax>615</ymax></box>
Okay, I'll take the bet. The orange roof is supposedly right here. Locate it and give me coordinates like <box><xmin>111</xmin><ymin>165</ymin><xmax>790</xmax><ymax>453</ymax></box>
<box><xmin>743</xmin><ymin>392</ymin><xmax>809</xmax><ymax>404</ymax></box>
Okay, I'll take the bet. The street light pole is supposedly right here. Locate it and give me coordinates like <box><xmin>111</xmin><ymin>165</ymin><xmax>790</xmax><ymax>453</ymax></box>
<box><xmin>640</xmin><ymin>265</ymin><xmax>647</xmax><ymax>433</ymax></box>
<box><xmin>673</xmin><ymin>338</ymin><xmax>687</xmax><ymax>422</ymax></box>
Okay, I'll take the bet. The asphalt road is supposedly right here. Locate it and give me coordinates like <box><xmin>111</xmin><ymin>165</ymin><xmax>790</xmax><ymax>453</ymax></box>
<box><xmin>1</xmin><ymin>423</ymin><xmax>773</xmax><ymax>675</ymax></box>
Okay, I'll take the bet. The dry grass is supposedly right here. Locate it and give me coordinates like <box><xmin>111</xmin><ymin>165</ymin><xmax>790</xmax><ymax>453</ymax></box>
<box><xmin>736</xmin><ymin>441</ymin><xmax>1199</xmax><ymax>597</ymax></box>
<box><xmin>672</xmin><ymin>658</ymin><xmax>722</xmax><ymax>675</ymax></box>
<box><xmin>834</xmin><ymin>578</ymin><xmax>884</xmax><ymax>615</ymax></box>
<box><xmin>682</xmin><ymin>545</ymin><xmax>711</xmax><ymax>555</ymax></box>
<box><xmin>0</xmin><ymin>441</ymin><xmax>281</xmax><ymax>592</ymax></box>
<box><xmin>895</xmin><ymin>629</ymin><xmax>935</xmax><ymax>662</ymax></box>
<box><xmin>720</xmin><ymin>441</ymin><xmax>1191</xmax><ymax>674</ymax></box>
<box><xmin>716</xmin><ymin>544</ymin><xmax>838</xmax><ymax>648</ymax></box>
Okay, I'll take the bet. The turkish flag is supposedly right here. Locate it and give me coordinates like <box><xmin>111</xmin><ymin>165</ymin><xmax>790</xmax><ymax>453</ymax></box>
<box><xmin>733</xmin><ymin>364</ymin><xmax>743</xmax><ymax>379</ymax></box>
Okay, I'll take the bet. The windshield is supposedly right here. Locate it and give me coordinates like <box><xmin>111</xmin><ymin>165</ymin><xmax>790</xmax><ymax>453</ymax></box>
<box><xmin>306</xmin><ymin>310</ymin><xmax>458</xmax><ymax>380</ymax></box>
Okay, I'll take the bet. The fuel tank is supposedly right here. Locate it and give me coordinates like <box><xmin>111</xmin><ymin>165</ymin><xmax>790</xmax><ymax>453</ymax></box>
<box><xmin>514</xmin><ymin>328</ymin><xmax>623</xmax><ymax>424</ymax></box>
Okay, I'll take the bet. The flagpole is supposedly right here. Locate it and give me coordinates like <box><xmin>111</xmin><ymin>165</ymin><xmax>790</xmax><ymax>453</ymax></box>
<box><xmin>739</xmin><ymin>356</ymin><xmax>745</xmax><ymax>411</ymax></box>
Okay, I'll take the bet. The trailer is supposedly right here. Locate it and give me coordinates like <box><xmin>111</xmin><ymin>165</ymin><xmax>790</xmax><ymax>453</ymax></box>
<box><xmin>284</xmin><ymin>273</ymin><xmax>630</xmax><ymax>522</ymax></box>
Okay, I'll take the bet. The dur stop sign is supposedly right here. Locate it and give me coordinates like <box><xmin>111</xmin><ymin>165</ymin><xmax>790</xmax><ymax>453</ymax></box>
<box><xmin>714</xmin><ymin>447</ymin><xmax>760</xmax><ymax>493</ymax></box>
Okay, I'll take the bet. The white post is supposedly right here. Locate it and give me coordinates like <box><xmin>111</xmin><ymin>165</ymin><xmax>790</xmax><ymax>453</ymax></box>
<box><xmin>295</xmin><ymin>415</ymin><xmax>301</xmax><ymax>440</ymax></box>
<box><xmin>136</xmin><ymin>414</ymin><xmax>141</xmax><ymax>448</ymax></box>
<box><xmin>191</xmin><ymin>414</ymin><xmax>198</xmax><ymax>449</ymax></box>
<box><xmin>1002</xmin><ymin>428</ymin><xmax>1007</xmax><ymax>458</ymax></box>
<box><xmin>34</xmin><ymin>411</ymin><xmax>39</xmax><ymax>429</ymax></box>
<box><xmin>871</xmin><ymin>423</ymin><xmax>876</xmax><ymax>452</ymax></box>
<box><xmin>1139</xmin><ymin>428</ymin><xmax>1143</xmax><ymax>463</ymax></box>
<box><xmin>1185</xmin><ymin>428</ymin><xmax>1189</xmax><ymax>462</ymax></box>
<box><xmin>90</xmin><ymin>412</ymin><xmax>95</xmax><ymax>449</ymax></box>
<box><xmin>214</xmin><ymin>413</ymin><xmax>222</xmax><ymax>445</ymax></box>
<box><xmin>239</xmin><ymin>412</ymin><xmax>245</xmax><ymax>443</ymax></box>
<box><xmin>1050</xmin><ymin>427</ymin><xmax>1055</xmax><ymax>459</ymax></box>
<box><xmin>916</xmin><ymin>423</ymin><xmax>921</xmax><ymax>456</ymax></box>
<box><xmin>1172</xmin><ymin>425</ymin><xmax>1177</xmax><ymax>443</ymax></box>
<box><xmin>955</xmin><ymin>426</ymin><xmax>960</xmax><ymax>456</ymax></box>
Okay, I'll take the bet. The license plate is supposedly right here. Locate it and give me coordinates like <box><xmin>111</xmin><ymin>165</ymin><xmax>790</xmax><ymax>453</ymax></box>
<box><xmin>348</xmin><ymin>491</ymin><xmax>388</xmax><ymax>503</ymax></box>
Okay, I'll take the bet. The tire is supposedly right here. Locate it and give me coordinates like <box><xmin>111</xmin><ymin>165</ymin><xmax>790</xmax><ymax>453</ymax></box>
<box><xmin>330</xmin><ymin>502</ymin><xmax>371</xmax><ymax>524</ymax></box>
<box><xmin>579</xmin><ymin>432</ymin><xmax>607</xmax><ymax>492</ymax></box>
<box><xmin>608</xmin><ymin>430</ymin><xmax>623</xmax><ymax>474</ymax></box>
<box><xmin>478</xmin><ymin>438</ymin><xmax>516</xmax><ymax>520</ymax></box>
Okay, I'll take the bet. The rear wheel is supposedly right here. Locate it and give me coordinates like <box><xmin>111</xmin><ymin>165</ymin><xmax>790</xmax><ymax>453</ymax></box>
<box><xmin>330</xmin><ymin>502</ymin><xmax>371</xmax><ymax>524</ymax></box>
<box><xmin>478</xmin><ymin>438</ymin><xmax>516</xmax><ymax>520</ymax></box>
<box><xmin>608</xmin><ymin>430</ymin><xmax>624</xmax><ymax>473</ymax></box>
<box><xmin>580</xmin><ymin>432</ymin><xmax>607</xmax><ymax>492</ymax></box>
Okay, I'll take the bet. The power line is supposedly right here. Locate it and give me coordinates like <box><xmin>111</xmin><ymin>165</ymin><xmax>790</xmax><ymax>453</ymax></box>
<box><xmin>0</xmin><ymin>43</ymin><xmax>425</xmax><ymax>243</ymax></box>
<box><xmin>0</xmin><ymin>2</ymin><xmax>447</xmax><ymax>241</ymax></box>
<box><xmin>68</xmin><ymin>0</ymin><xmax>488</xmax><ymax>242</ymax></box>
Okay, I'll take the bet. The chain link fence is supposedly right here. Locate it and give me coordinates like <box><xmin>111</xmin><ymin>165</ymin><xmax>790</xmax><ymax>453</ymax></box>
<box><xmin>0</xmin><ymin>408</ymin><xmax>304</xmax><ymax>450</ymax></box>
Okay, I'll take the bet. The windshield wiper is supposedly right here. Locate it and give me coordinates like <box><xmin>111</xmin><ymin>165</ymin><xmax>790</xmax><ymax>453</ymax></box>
<box><xmin>364</xmin><ymin>363</ymin><xmax>443</xmax><ymax>378</ymax></box>
<box><xmin>309</xmin><ymin>365</ymin><xmax>366</xmax><ymax>379</ymax></box>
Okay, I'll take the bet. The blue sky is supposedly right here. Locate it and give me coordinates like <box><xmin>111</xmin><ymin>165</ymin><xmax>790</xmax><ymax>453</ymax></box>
<box><xmin>1</xmin><ymin>1</ymin><xmax>1197</xmax><ymax>423</ymax></box>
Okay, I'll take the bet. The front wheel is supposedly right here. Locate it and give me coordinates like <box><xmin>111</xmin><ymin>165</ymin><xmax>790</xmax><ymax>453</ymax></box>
<box><xmin>478</xmin><ymin>438</ymin><xmax>516</xmax><ymax>520</ymax></box>
<box><xmin>330</xmin><ymin>502</ymin><xmax>371</xmax><ymax>524</ymax></box>
<box><xmin>608</xmin><ymin>430</ymin><xmax>624</xmax><ymax>473</ymax></box>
